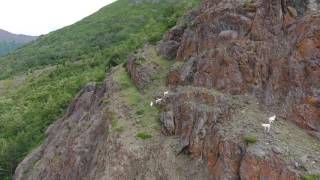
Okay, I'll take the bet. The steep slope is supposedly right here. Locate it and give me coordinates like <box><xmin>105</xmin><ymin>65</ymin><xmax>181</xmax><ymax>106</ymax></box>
<box><xmin>15</xmin><ymin>0</ymin><xmax>320</xmax><ymax>179</ymax></box>
<box><xmin>14</xmin><ymin>46</ymin><xmax>213</xmax><ymax>180</ymax></box>
<box><xmin>165</xmin><ymin>0</ymin><xmax>320</xmax><ymax>139</ymax></box>
<box><xmin>0</xmin><ymin>0</ymin><xmax>198</xmax><ymax>80</ymax></box>
<box><xmin>0</xmin><ymin>29</ymin><xmax>37</xmax><ymax>56</ymax></box>
<box><xmin>0</xmin><ymin>0</ymin><xmax>201</xmax><ymax>179</ymax></box>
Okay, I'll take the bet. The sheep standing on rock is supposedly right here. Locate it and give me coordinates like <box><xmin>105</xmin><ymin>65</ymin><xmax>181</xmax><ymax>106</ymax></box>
<box><xmin>151</xmin><ymin>91</ymin><xmax>169</xmax><ymax>107</ymax></box>
<box><xmin>268</xmin><ymin>115</ymin><xmax>276</xmax><ymax>124</ymax></box>
<box><xmin>155</xmin><ymin>98</ymin><xmax>162</xmax><ymax>104</ymax></box>
<box><xmin>262</xmin><ymin>123</ymin><xmax>271</xmax><ymax>132</ymax></box>
<box><xmin>164</xmin><ymin>91</ymin><xmax>169</xmax><ymax>96</ymax></box>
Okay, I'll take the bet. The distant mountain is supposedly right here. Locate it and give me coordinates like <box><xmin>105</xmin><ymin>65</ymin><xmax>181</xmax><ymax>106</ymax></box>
<box><xmin>0</xmin><ymin>29</ymin><xmax>37</xmax><ymax>56</ymax></box>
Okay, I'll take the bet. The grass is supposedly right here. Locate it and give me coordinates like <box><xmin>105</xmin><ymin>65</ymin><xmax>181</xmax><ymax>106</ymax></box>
<box><xmin>113</xmin><ymin>66</ymin><xmax>141</xmax><ymax>106</ymax></box>
<box><xmin>244</xmin><ymin>135</ymin><xmax>257</xmax><ymax>144</ymax></box>
<box><xmin>136</xmin><ymin>132</ymin><xmax>153</xmax><ymax>140</ymax></box>
<box><xmin>113</xmin><ymin>126</ymin><xmax>125</xmax><ymax>133</ymax></box>
<box><xmin>109</xmin><ymin>112</ymin><xmax>125</xmax><ymax>134</ymax></box>
<box><xmin>111</xmin><ymin>46</ymin><xmax>170</xmax><ymax>133</ymax></box>
<box><xmin>115</xmin><ymin>65</ymin><xmax>160</xmax><ymax>129</ymax></box>
<box><xmin>301</xmin><ymin>174</ymin><xmax>320</xmax><ymax>180</ymax></box>
<box><xmin>136</xmin><ymin>109</ymin><xmax>145</xmax><ymax>116</ymax></box>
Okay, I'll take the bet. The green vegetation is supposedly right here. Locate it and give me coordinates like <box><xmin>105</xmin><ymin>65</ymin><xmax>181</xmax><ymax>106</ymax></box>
<box><xmin>114</xmin><ymin>126</ymin><xmax>125</xmax><ymax>133</ymax></box>
<box><xmin>136</xmin><ymin>132</ymin><xmax>153</xmax><ymax>140</ymax></box>
<box><xmin>111</xmin><ymin>118</ymin><xmax>125</xmax><ymax>133</ymax></box>
<box><xmin>136</xmin><ymin>109</ymin><xmax>145</xmax><ymax>115</ymax></box>
<box><xmin>0</xmin><ymin>0</ymin><xmax>200</xmax><ymax>80</ymax></box>
<box><xmin>0</xmin><ymin>41</ymin><xmax>24</xmax><ymax>57</ymax></box>
<box><xmin>0</xmin><ymin>0</ymin><xmax>201</xmax><ymax>179</ymax></box>
<box><xmin>244</xmin><ymin>135</ymin><xmax>257</xmax><ymax>144</ymax></box>
<box><xmin>301</xmin><ymin>174</ymin><xmax>320</xmax><ymax>180</ymax></box>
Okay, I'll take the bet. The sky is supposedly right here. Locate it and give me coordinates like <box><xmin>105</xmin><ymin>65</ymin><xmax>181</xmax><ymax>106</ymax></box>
<box><xmin>0</xmin><ymin>0</ymin><xmax>117</xmax><ymax>36</ymax></box>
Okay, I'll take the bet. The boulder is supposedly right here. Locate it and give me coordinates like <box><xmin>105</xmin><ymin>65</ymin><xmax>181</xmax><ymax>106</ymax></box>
<box><xmin>156</xmin><ymin>40</ymin><xmax>180</xmax><ymax>60</ymax></box>
<box><xmin>288</xmin><ymin>6</ymin><xmax>298</xmax><ymax>17</ymax></box>
<box><xmin>126</xmin><ymin>46</ymin><xmax>161</xmax><ymax>89</ymax></box>
<box><xmin>218</xmin><ymin>30</ymin><xmax>239</xmax><ymax>39</ymax></box>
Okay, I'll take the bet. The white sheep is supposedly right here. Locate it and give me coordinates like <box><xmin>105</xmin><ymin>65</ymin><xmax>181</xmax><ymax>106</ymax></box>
<box><xmin>268</xmin><ymin>115</ymin><xmax>276</xmax><ymax>124</ymax></box>
<box><xmin>150</xmin><ymin>101</ymin><xmax>153</xmax><ymax>107</ymax></box>
<box><xmin>164</xmin><ymin>91</ymin><xmax>169</xmax><ymax>96</ymax></box>
<box><xmin>155</xmin><ymin>98</ymin><xmax>162</xmax><ymax>104</ymax></box>
<box><xmin>262</xmin><ymin>123</ymin><xmax>271</xmax><ymax>132</ymax></box>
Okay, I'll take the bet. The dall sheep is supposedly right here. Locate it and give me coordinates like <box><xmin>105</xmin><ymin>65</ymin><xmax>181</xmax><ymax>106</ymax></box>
<box><xmin>262</xmin><ymin>123</ymin><xmax>271</xmax><ymax>132</ymax></box>
<box><xmin>268</xmin><ymin>115</ymin><xmax>276</xmax><ymax>124</ymax></box>
<box><xmin>155</xmin><ymin>98</ymin><xmax>162</xmax><ymax>104</ymax></box>
<box><xmin>164</xmin><ymin>91</ymin><xmax>169</xmax><ymax>96</ymax></box>
<box><xmin>150</xmin><ymin>101</ymin><xmax>153</xmax><ymax>107</ymax></box>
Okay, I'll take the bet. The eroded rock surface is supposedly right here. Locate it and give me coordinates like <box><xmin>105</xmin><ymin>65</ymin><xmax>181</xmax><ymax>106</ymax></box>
<box><xmin>14</xmin><ymin>67</ymin><xmax>213</xmax><ymax>180</ymax></box>
<box><xmin>159</xmin><ymin>86</ymin><xmax>320</xmax><ymax>179</ymax></box>
<box><xmin>15</xmin><ymin>0</ymin><xmax>320</xmax><ymax>179</ymax></box>
<box><xmin>127</xmin><ymin>47</ymin><xmax>162</xmax><ymax>89</ymax></box>
<box><xmin>165</xmin><ymin>0</ymin><xmax>320</xmax><ymax>134</ymax></box>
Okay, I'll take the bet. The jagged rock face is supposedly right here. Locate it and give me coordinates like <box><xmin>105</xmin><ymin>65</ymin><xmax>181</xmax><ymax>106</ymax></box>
<box><xmin>156</xmin><ymin>40</ymin><xmax>180</xmax><ymax>60</ymax></box>
<box><xmin>164</xmin><ymin>0</ymin><xmax>320</xmax><ymax>133</ymax></box>
<box><xmin>290</xmin><ymin>97</ymin><xmax>320</xmax><ymax>139</ymax></box>
<box><xmin>127</xmin><ymin>48</ymin><xmax>161</xmax><ymax>89</ymax></box>
<box><xmin>161</xmin><ymin>88</ymin><xmax>244</xmax><ymax>179</ymax></box>
<box><xmin>160</xmin><ymin>87</ymin><xmax>299</xmax><ymax>179</ymax></box>
<box><xmin>14</xmin><ymin>80</ymin><xmax>119</xmax><ymax>180</ymax></box>
<box><xmin>15</xmin><ymin>58</ymin><xmax>213</xmax><ymax>180</ymax></box>
<box><xmin>240</xmin><ymin>153</ymin><xmax>297</xmax><ymax>180</ymax></box>
<box><xmin>15</xmin><ymin>0</ymin><xmax>320</xmax><ymax>179</ymax></box>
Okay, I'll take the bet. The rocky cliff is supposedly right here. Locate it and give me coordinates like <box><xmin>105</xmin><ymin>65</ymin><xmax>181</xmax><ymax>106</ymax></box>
<box><xmin>15</xmin><ymin>0</ymin><xmax>320</xmax><ymax>179</ymax></box>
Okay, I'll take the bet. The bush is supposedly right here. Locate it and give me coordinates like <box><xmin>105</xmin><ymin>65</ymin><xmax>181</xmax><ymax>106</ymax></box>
<box><xmin>244</xmin><ymin>135</ymin><xmax>257</xmax><ymax>144</ymax></box>
<box><xmin>136</xmin><ymin>109</ymin><xmax>145</xmax><ymax>115</ymax></box>
<box><xmin>136</xmin><ymin>132</ymin><xmax>152</xmax><ymax>140</ymax></box>
<box><xmin>301</xmin><ymin>174</ymin><xmax>320</xmax><ymax>180</ymax></box>
<box><xmin>148</xmin><ymin>34</ymin><xmax>162</xmax><ymax>45</ymax></box>
<box><xmin>114</xmin><ymin>126</ymin><xmax>125</xmax><ymax>133</ymax></box>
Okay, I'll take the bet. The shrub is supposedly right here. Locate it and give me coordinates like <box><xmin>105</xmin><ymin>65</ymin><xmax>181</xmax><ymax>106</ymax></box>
<box><xmin>148</xmin><ymin>34</ymin><xmax>162</xmax><ymax>45</ymax></box>
<box><xmin>136</xmin><ymin>132</ymin><xmax>152</xmax><ymax>140</ymax></box>
<box><xmin>244</xmin><ymin>135</ymin><xmax>257</xmax><ymax>144</ymax></box>
<box><xmin>114</xmin><ymin>126</ymin><xmax>125</xmax><ymax>133</ymax></box>
<box><xmin>136</xmin><ymin>109</ymin><xmax>145</xmax><ymax>115</ymax></box>
<box><xmin>301</xmin><ymin>174</ymin><xmax>320</xmax><ymax>180</ymax></box>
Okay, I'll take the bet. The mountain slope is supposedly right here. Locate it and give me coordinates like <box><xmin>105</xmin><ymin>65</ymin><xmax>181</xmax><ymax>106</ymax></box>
<box><xmin>0</xmin><ymin>0</ymin><xmax>201</xmax><ymax>179</ymax></box>
<box><xmin>0</xmin><ymin>0</ymin><xmax>197</xmax><ymax>80</ymax></box>
<box><xmin>0</xmin><ymin>29</ymin><xmax>37</xmax><ymax>56</ymax></box>
<box><xmin>13</xmin><ymin>0</ymin><xmax>320</xmax><ymax>179</ymax></box>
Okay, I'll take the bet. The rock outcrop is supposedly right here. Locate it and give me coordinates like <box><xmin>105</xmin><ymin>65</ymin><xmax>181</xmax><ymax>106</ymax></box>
<box><xmin>15</xmin><ymin>0</ymin><xmax>320</xmax><ymax>179</ymax></box>
<box><xmin>14</xmin><ymin>70</ymin><xmax>211</xmax><ymax>180</ymax></box>
<box><xmin>159</xmin><ymin>86</ymin><xmax>313</xmax><ymax>179</ymax></box>
<box><xmin>127</xmin><ymin>48</ymin><xmax>162</xmax><ymax>89</ymax></box>
<box><xmin>164</xmin><ymin>0</ymin><xmax>320</xmax><ymax>134</ymax></box>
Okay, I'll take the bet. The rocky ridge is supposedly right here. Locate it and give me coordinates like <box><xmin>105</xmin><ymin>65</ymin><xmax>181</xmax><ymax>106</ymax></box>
<box><xmin>164</xmin><ymin>0</ymin><xmax>320</xmax><ymax>139</ymax></box>
<box><xmin>14</xmin><ymin>0</ymin><xmax>320</xmax><ymax>179</ymax></box>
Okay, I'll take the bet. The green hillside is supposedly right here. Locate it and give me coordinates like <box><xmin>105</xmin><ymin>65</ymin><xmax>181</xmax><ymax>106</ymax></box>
<box><xmin>0</xmin><ymin>41</ymin><xmax>23</xmax><ymax>57</ymax></box>
<box><xmin>0</xmin><ymin>0</ymin><xmax>200</xmax><ymax>179</ymax></box>
<box><xmin>0</xmin><ymin>29</ymin><xmax>37</xmax><ymax>57</ymax></box>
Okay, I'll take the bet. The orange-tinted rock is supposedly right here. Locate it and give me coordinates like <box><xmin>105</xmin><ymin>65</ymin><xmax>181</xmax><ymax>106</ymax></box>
<box><xmin>164</xmin><ymin>0</ymin><xmax>320</xmax><ymax>135</ymax></box>
<box><xmin>126</xmin><ymin>47</ymin><xmax>161</xmax><ymax>89</ymax></box>
<box><xmin>240</xmin><ymin>153</ymin><xmax>297</xmax><ymax>180</ymax></box>
<box><xmin>298</xmin><ymin>38</ymin><xmax>317</xmax><ymax>59</ymax></box>
<box><xmin>284</xmin><ymin>14</ymin><xmax>296</xmax><ymax>27</ymax></box>
<box><xmin>290</xmin><ymin>96</ymin><xmax>320</xmax><ymax>139</ymax></box>
<box><xmin>159</xmin><ymin>0</ymin><xmax>319</xmax><ymax>178</ymax></box>
<box><xmin>161</xmin><ymin>87</ymin><xmax>299</xmax><ymax>179</ymax></box>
